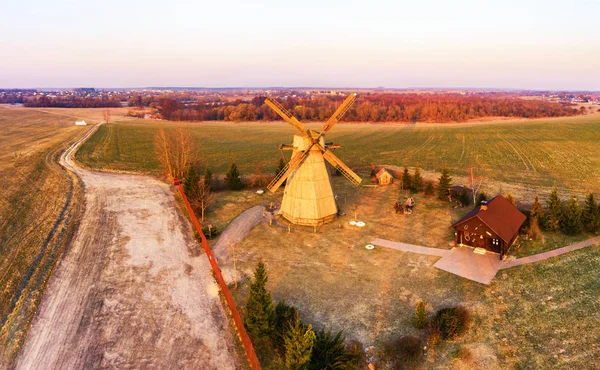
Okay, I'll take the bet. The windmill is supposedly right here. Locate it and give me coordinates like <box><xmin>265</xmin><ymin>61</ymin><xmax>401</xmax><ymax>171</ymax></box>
<box><xmin>265</xmin><ymin>93</ymin><xmax>362</xmax><ymax>226</ymax></box>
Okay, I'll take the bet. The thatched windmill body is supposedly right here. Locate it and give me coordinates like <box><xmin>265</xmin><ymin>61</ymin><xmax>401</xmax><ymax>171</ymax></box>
<box><xmin>265</xmin><ymin>94</ymin><xmax>362</xmax><ymax>226</ymax></box>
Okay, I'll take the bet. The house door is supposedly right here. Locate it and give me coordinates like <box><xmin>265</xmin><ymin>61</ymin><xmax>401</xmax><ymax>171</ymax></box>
<box><xmin>486</xmin><ymin>238</ymin><xmax>501</xmax><ymax>253</ymax></box>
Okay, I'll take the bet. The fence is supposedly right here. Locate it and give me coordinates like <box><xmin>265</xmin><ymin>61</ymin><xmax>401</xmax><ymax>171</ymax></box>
<box><xmin>175</xmin><ymin>181</ymin><xmax>261</xmax><ymax>370</ymax></box>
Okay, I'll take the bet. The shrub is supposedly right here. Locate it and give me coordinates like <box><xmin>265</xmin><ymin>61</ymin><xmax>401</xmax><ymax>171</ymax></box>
<box><xmin>383</xmin><ymin>335</ymin><xmax>423</xmax><ymax>368</ymax></box>
<box><xmin>272</xmin><ymin>301</ymin><xmax>298</xmax><ymax>355</ymax></box>
<box><xmin>476</xmin><ymin>191</ymin><xmax>488</xmax><ymax>206</ymax></box>
<box><xmin>285</xmin><ymin>313</ymin><xmax>316</xmax><ymax>369</ymax></box>
<box><xmin>414</xmin><ymin>300</ymin><xmax>427</xmax><ymax>329</ymax></box>
<box><xmin>201</xmin><ymin>225</ymin><xmax>219</xmax><ymax>239</ymax></box>
<box><xmin>424</xmin><ymin>181</ymin><xmax>435</xmax><ymax>196</ymax></box>
<box><xmin>458</xmin><ymin>188</ymin><xmax>471</xmax><ymax>207</ymax></box>
<box><xmin>309</xmin><ymin>329</ymin><xmax>364</xmax><ymax>369</ymax></box>
<box><xmin>430</xmin><ymin>306</ymin><xmax>470</xmax><ymax>340</ymax></box>
<box><xmin>506</xmin><ymin>192</ymin><xmax>516</xmax><ymax>206</ymax></box>
<box><xmin>226</xmin><ymin>163</ymin><xmax>243</xmax><ymax>190</ymax></box>
<box><xmin>528</xmin><ymin>216</ymin><xmax>543</xmax><ymax>241</ymax></box>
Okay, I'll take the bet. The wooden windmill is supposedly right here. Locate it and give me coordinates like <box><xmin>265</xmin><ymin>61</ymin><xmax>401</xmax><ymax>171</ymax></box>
<box><xmin>265</xmin><ymin>93</ymin><xmax>362</xmax><ymax>226</ymax></box>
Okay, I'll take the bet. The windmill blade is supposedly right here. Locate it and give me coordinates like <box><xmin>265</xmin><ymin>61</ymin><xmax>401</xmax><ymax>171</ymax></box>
<box><xmin>264</xmin><ymin>96</ymin><xmax>307</xmax><ymax>135</ymax></box>
<box><xmin>321</xmin><ymin>148</ymin><xmax>362</xmax><ymax>186</ymax></box>
<box><xmin>267</xmin><ymin>146</ymin><xmax>312</xmax><ymax>192</ymax></box>
<box><xmin>321</xmin><ymin>93</ymin><xmax>357</xmax><ymax>133</ymax></box>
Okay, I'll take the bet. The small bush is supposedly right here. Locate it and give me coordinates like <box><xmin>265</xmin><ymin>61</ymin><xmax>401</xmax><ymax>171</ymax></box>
<box><xmin>383</xmin><ymin>335</ymin><xmax>423</xmax><ymax>368</ymax></box>
<box><xmin>201</xmin><ymin>225</ymin><xmax>219</xmax><ymax>239</ymax></box>
<box><xmin>272</xmin><ymin>301</ymin><xmax>298</xmax><ymax>355</ymax></box>
<box><xmin>430</xmin><ymin>306</ymin><xmax>470</xmax><ymax>340</ymax></box>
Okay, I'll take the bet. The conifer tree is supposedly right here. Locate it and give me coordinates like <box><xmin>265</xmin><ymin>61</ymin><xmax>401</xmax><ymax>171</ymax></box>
<box><xmin>506</xmin><ymin>192</ymin><xmax>516</xmax><ymax>206</ymax></box>
<box><xmin>546</xmin><ymin>189</ymin><xmax>562</xmax><ymax>231</ymax></box>
<box><xmin>458</xmin><ymin>188</ymin><xmax>470</xmax><ymax>207</ymax></box>
<box><xmin>285</xmin><ymin>313</ymin><xmax>316</xmax><ymax>369</ymax></box>
<box><xmin>183</xmin><ymin>166</ymin><xmax>200</xmax><ymax>202</ymax></box>
<box><xmin>528</xmin><ymin>215</ymin><xmax>543</xmax><ymax>241</ymax></box>
<box><xmin>411</xmin><ymin>165</ymin><xmax>424</xmax><ymax>192</ymax></box>
<box><xmin>476</xmin><ymin>191</ymin><xmax>488</xmax><ymax>206</ymax></box>
<box><xmin>559</xmin><ymin>196</ymin><xmax>582</xmax><ymax>235</ymax></box>
<box><xmin>581</xmin><ymin>193</ymin><xmax>600</xmax><ymax>233</ymax></box>
<box><xmin>424</xmin><ymin>181</ymin><xmax>435</xmax><ymax>197</ymax></box>
<box><xmin>203</xmin><ymin>165</ymin><xmax>212</xmax><ymax>189</ymax></box>
<box><xmin>226</xmin><ymin>163</ymin><xmax>243</xmax><ymax>190</ymax></box>
<box><xmin>414</xmin><ymin>300</ymin><xmax>427</xmax><ymax>329</ymax></box>
<box><xmin>245</xmin><ymin>261</ymin><xmax>275</xmax><ymax>339</ymax></box>
<box><xmin>437</xmin><ymin>166</ymin><xmax>452</xmax><ymax>201</ymax></box>
<box><xmin>402</xmin><ymin>167</ymin><xmax>412</xmax><ymax>191</ymax></box>
<box><xmin>530</xmin><ymin>194</ymin><xmax>546</xmax><ymax>229</ymax></box>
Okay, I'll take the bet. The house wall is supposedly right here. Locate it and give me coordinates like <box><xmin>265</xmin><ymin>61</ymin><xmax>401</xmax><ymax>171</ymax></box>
<box><xmin>454</xmin><ymin>217</ymin><xmax>503</xmax><ymax>254</ymax></box>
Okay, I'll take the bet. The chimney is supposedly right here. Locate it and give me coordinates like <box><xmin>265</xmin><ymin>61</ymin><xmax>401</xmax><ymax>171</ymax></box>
<box><xmin>480</xmin><ymin>200</ymin><xmax>488</xmax><ymax>211</ymax></box>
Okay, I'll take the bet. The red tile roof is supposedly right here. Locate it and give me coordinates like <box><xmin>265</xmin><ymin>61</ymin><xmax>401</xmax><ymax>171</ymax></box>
<box><xmin>451</xmin><ymin>195</ymin><xmax>526</xmax><ymax>243</ymax></box>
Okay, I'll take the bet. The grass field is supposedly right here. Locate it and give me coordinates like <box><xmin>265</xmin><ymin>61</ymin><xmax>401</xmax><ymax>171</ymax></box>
<box><xmin>76</xmin><ymin>113</ymin><xmax>600</xmax><ymax>203</ymax></box>
<box><xmin>0</xmin><ymin>107</ymin><xmax>110</xmax><ymax>366</ymax></box>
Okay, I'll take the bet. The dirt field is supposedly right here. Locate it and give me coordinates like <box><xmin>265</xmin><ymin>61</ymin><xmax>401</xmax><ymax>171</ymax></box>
<box><xmin>14</xmin><ymin>125</ymin><xmax>240</xmax><ymax>369</ymax></box>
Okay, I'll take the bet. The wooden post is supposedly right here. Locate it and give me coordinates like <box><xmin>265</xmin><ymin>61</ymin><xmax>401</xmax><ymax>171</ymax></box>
<box><xmin>288</xmin><ymin>224</ymin><xmax>291</xmax><ymax>233</ymax></box>
<box><xmin>269</xmin><ymin>217</ymin><xmax>273</xmax><ymax>226</ymax></box>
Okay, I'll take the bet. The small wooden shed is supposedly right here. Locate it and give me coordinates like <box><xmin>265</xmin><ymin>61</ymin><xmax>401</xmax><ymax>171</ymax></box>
<box><xmin>375</xmin><ymin>168</ymin><xmax>393</xmax><ymax>185</ymax></box>
<box><xmin>451</xmin><ymin>195</ymin><xmax>526</xmax><ymax>258</ymax></box>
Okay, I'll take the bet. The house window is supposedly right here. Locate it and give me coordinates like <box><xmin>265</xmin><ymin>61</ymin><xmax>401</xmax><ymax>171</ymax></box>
<box><xmin>492</xmin><ymin>239</ymin><xmax>499</xmax><ymax>246</ymax></box>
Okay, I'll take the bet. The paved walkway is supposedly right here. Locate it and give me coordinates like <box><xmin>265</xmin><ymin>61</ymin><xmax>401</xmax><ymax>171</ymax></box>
<box><xmin>500</xmin><ymin>236</ymin><xmax>600</xmax><ymax>269</ymax></box>
<box><xmin>371</xmin><ymin>238</ymin><xmax>450</xmax><ymax>257</ymax></box>
<box><xmin>433</xmin><ymin>247</ymin><xmax>502</xmax><ymax>285</ymax></box>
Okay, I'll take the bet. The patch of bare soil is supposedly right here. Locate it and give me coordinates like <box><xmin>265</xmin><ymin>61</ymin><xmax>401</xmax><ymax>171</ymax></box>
<box><xmin>14</xmin><ymin>126</ymin><xmax>238</xmax><ymax>369</ymax></box>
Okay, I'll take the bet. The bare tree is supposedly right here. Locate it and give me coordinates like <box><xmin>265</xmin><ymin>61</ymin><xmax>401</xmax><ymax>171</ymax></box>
<box><xmin>154</xmin><ymin>126</ymin><xmax>198</xmax><ymax>180</ymax></box>
<box><xmin>197</xmin><ymin>180</ymin><xmax>215</xmax><ymax>221</ymax></box>
<box><xmin>469</xmin><ymin>165</ymin><xmax>485</xmax><ymax>206</ymax></box>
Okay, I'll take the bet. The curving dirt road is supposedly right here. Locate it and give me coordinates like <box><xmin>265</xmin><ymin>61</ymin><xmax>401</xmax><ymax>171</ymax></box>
<box><xmin>14</xmin><ymin>125</ymin><xmax>238</xmax><ymax>369</ymax></box>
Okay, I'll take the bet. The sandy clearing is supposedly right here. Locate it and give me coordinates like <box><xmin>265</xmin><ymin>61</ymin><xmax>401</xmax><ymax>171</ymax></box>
<box><xmin>14</xmin><ymin>125</ymin><xmax>238</xmax><ymax>369</ymax></box>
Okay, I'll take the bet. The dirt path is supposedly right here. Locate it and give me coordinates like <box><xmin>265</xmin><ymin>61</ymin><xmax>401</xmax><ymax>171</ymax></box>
<box><xmin>14</xmin><ymin>125</ymin><xmax>238</xmax><ymax>369</ymax></box>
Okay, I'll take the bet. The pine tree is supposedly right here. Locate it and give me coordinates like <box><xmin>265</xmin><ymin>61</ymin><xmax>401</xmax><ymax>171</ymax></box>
<box><xmin>285</xmin><ymin>313</ymin><xmax>316</xmax><ymax>369</ymax></box>
<box><xmin>402</xmin><ymin>167</ymin><xmax>411</xmax><ymax>191</ymax></box>
<box><xmin>528</xmin><ymin>216</ymin><xmax>543</xmax><ymax>241</ymax></box>
<box><xmin>530</xmin><ymin>194</ymin><xmax>546</xmax><ymax>229</ymax></box>
<box><xmin>424</xmin><ymin>181</ymin><xmax>435</xmax><ymax>197</ymax></box>
<box><xmin>437</xmin><ymin>166</ymin><xmax>452</xmax><ymax>201</ymax></box>
<box><xmin>245</xmin><ymin>261</ymin><xmax>275</xmax><ymax>339</ymax></box>
<box><xmin>506</xmin><ymin>192</ymin><xmax>516</xmax><ymax>206</ymax></box>
<box><xmin>581</xmin><ymin>193</ymin><xmax>600</xmax><ymax>233</ymax></box>
<box><xmin>546</xmin><ymin>189</ymin><xmax>562</xmax><ymax>231</ymax></box>
<box><xmin>476</xmin><ymin>191</ymin><xmax>488</xmax><ymax>206</ymax></box>
<box><xmin>273</xmin><ymin>301</ymin><xmax>298</xmax><ymax>355</ymax></box>
<box><xmin>226</xmin><ymin>163</ymin><xmax>243</xmax><ymax>190</ymax></box>
<box><xmin>458</xmin><ymin>188</ymin><xmax>471</xmax><ymax>207</ymax></box>
<box><xmin>203</xmin><ymin>165</ymin><xmax>212</xmax><ymax>189</ymax></box>
<box><xmin>414</xmin><ymin>300</ymin><xmax>427</xmax><ymax>329</ymax></box>
<box><xmin>559</xmin><ymin>196</ymin><xmax>582</xmax><ymax>235</ymax></box>
<box><xmin>183</xmin><ymin>166</ymin><xmax>200</xmax><ymax>202</ymax></box>
<box><xmin>411</xmin><ymin>165</ymin><xmax>424</xmax><ymax>192</ymax></box>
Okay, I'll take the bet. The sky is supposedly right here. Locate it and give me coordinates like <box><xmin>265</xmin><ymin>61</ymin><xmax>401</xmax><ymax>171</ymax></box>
<box><xmin>1</xmin><ymin>0</ymin><xmax>599</xmax><ymax>90</ymax></box>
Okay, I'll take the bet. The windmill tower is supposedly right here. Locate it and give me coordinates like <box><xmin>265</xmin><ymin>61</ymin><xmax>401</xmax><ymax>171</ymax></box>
<box><xmin>265</xmin><ymin>94</ymin><xmax>362</xmax><ymax>226</ymax></box>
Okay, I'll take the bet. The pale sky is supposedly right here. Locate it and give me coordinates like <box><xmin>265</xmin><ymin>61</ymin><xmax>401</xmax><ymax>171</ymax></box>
<box><xmin>1</xmin><ymin>0</ymin><xmax>599</xmax><ymax>90</ymax></box>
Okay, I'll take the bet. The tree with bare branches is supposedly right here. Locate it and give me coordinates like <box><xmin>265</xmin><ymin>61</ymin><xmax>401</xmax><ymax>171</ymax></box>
<box><xmin>154</xmin><ymin>126</ymin><xmax>198</xmax><ymax>180</ymax></box>
<box><xmin>197</xmin><ymin>180</ymin><xmax>215</xmax><ymax>221</ymax></box>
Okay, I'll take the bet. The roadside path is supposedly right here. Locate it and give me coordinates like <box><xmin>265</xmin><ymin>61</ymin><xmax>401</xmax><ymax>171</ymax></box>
<box><xmin>500</xmin><ymin>236</ymin><xmax>600</xmax><ymax>269</ymax></box>
<box><xmin>15</xmin><ymin>124</ymin><xmax>238</xmax><ymax>369</ymax></box>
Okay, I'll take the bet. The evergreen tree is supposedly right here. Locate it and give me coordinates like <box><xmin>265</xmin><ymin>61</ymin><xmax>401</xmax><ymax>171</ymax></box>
<box><xmin>414</xmin><ymin>300</ymin><xmax>427</xmax><ymax>329</ymax></box>
<box><xmin>581</xmin><ymin>193</ymin><xmax>600</xmax><ymax>233</ymax></box>
<box><xmin>273</xmin><ymin>301</ymin><xmax>298</xmax><ymax>355</ymax></box>
<box><xmin>402</xmin><ymin>167</ymin><xmax>411</xmax><ymax>191</ymax></box>
<box><xmin>411</xmin><ymin>165</ymin><xmax>424</xmax><ymax>192</ymax></box>
<box><xmin>530</xmin><ymin>194</ymin><xmax>546</xmax><ymax>229</ymax></box>
<box><xmin>202</xmin><ymin>166</ymin><xmax>212</xmax><ymax>189</ymax></box>
<box><xmin>226</xmin><ymin>163</ymin><xmax>243</xmax><ymax>190</ymax></box>
<box><xmin>183</xmin><ymin>166</ymin><xmax>200</xmax><ymax>202</ymax></box>
<box><xmin>276</xmin><ymin>157</ymin><xmax>286</xmax><ymax>176</ymax></box>
<box><xmin>476</xmin><ymin>191</ymin><xmax>488</xmax><ymax>206</ymax></box>
<box><xmin>458</xmin><ymin>188</ymin><xmax>471</xmax><ymax>207</ymax></box>
<box><xmin>245</xmin><ymin>261</ymin><xmax>275</xmax><ymax>339</ymax></box>
<box><xmin>528</xmin><ymin>215</ymin><xmax>543</xmax><ymax>241</ymax></box>
<box><xmin>559</xmin><ymin>196</ymin><xmax>582</xmax><ymax>235</ymax></box>
<box><xmin>506</xmin><ymin>192</ymin><xmax>516</xmax><ymax>206</ymax></box>
<box><xmin>437</xmin><ymin>166</ymin><xmax>452</xmax><ymax>201</ymax></box>
<box><xmin>285</xmin><ymin>313</ymin><xmax>316</xmax><ymax>370</ymax></box>
<box><xmin>424</xmin><ymin>181</ymin><xmax>435</xmax><ymax>197</ymax></box>
<box><xmin>546</xmin><ymin>189</ymin><xmax>562</xmax><ymax>231</ymax></box>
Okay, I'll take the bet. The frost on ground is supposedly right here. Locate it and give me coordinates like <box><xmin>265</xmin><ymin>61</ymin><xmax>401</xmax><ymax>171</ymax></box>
<box><xmin>15</xmin><ymin>127</ymin><xmax>238</xmax><ymax>369</ymax></box>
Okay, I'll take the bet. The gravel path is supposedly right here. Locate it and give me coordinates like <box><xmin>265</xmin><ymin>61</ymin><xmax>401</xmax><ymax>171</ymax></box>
<box><xmin>15</xmin><ymin>125</ymin><xmax>238</xmax><ymax>369</ymax></box>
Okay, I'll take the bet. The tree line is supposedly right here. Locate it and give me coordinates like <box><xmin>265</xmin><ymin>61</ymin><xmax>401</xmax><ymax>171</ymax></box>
<box><xmin>153</xmin><ymin>94</ymin><xmax>581</xmax><ymax>123</ymax></box>
<box><xmin>22</xmin><ymin>95</ymin><xmax>123</xmax><ymax>108</ymax></box>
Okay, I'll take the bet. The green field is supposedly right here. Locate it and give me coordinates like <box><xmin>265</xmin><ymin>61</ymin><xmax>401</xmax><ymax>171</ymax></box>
<box><xmin>76</xmin><ymin>114</ymin><xmax>600</xmax><ymax>201</ymax></box>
